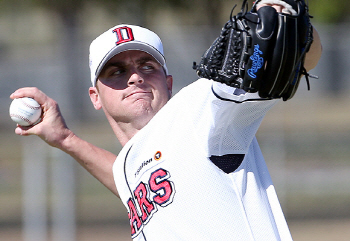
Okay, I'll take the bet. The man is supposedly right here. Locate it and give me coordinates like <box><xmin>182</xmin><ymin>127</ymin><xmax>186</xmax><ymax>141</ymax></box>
<box><xmin>10</xmin><ymin>2</ymin><xmax>322</xmax><ymax>240</ymax></box>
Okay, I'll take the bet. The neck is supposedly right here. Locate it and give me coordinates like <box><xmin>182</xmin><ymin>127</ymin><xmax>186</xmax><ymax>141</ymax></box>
<box><xmin>108</xmin><ymin>116</ymin><xmax>152</xmax><ymax>146</ymax></box>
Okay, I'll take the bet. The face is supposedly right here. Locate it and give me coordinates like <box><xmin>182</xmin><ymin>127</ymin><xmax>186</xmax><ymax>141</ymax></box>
<box><xmin>89</xmin><ymin>50</ymin><xmax>173</xmax><ymax>129</ymax></box>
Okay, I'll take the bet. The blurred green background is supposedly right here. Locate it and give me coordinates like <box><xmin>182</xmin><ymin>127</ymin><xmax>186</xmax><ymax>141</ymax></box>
<box><xmin>1</xmin><ymin>0</ymin><xmax>350</xmax><ymax>240</ymax></box>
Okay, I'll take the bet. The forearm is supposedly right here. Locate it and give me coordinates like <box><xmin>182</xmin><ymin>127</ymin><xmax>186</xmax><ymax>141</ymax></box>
<box><xmin>304</xmin><ymin>27</ymin><xmax>322</xmax><ymax>71</ymax></box>
<box><xmin>60</xmin><ymin>132</ymin><xmax>119</xmax><ymax>197</ymax></box>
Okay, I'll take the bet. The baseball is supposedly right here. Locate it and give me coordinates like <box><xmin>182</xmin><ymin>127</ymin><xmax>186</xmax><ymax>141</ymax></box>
<box><xmin>9</xmin><ymin>97</ymin><xmax>42</xmax><ymax>126</ymax></box>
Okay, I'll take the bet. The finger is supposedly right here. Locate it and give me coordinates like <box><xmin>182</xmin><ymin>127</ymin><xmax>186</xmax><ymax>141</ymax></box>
<box><xmin>10</xmin><ymin>87</ymin><xmax>38</xmax><ymax>99</ymax></box>
<box><xmin>257</xmin><ymin>4</ymin><xmax>283</xmax><ymax>12</ymax></box>
<box><xmin>10</xmin><ymin>87</ymin><xmax>49</xmax><ymax>106</ymax></box>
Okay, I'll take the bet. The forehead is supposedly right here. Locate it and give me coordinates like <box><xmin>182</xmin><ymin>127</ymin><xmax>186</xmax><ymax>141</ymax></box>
<box><xmin>105</xmin><ymin>50</ymin><xmax>159</xmax><ymax>66</ymax></box>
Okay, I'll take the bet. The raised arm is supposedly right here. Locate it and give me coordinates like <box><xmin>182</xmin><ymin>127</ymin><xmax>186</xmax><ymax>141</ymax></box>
<box><xmin>10</xmin><ymin>87</ymin><xmax>119</xmax><ymax>197</ymax></box>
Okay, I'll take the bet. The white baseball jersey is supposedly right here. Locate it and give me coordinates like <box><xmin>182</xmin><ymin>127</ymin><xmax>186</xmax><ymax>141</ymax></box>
<box><xmin>113</xmin><ymin>78</ymin><xmax>293</xmax><ymax>241</ymax></box>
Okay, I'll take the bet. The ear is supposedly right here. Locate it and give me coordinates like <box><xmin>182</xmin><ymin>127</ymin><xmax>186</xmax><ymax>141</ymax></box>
<box><xmin>166</xmin><ymin>75</ymin><xmax>173</xmax><ymax>97</ymax></box>
<box><xmin>89</xmin><ymin>87</ymin><xmax>102</xmax><ymax>110</ymax></box>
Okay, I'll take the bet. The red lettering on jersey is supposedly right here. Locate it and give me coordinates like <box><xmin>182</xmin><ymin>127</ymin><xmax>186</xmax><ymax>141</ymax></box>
<box><xmin>127</xmin><ymin>198</ymin><xmax>142</xmax><ymax>236</ymax></box>
<box><xmin>112</xmin><ymin>26</ymin><xmax>134</xmax><ymax>45</ymax></box>
<box><xmin>134</xmin><ymin>182</ymin><xmax>156</xmax><ymax>222</ymax></box>
<box><xmin>129</xmin><ymin>168</ymin><xmax>175</xmax><ymax>239</ymax></box>
<box><xmin>149</xmin><ymin>169</ymin><xmax>175</xmax><ymax>206</ymax></box>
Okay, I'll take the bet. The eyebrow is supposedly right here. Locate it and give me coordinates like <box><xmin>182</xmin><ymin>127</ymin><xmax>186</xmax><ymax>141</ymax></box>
<box><xmin>103</xmin><ymin>56</ymin><xmax>158</xmax><ymax>71</ymax></box>
<box><xmin>137</xmin><ymin>56</ymin><xmax>157</xmax><ymax>64</ymax></box>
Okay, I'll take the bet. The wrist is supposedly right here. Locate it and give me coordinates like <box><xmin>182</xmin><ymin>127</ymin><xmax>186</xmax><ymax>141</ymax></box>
<box><xmin>55</xmin><ymin>129</ymin><xmax>77</xmax><ymax>153</ymax></box>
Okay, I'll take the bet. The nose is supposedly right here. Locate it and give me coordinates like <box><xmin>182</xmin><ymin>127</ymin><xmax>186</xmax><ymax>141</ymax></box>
<box><xmin>128</xmin><ymin>72</ymin><xmax>144</xmax><ymax>86</ymax></box>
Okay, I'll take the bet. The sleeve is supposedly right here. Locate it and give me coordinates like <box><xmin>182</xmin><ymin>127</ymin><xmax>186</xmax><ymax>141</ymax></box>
<box><xmin>194</xmin><ymin>79</ymin><xmax>278</xmax><ymax>156</ymax></box>
<box><xmin>145</xmin><ymin>78</ymin><xmax>278</xmax><ymax>157</ymax></box>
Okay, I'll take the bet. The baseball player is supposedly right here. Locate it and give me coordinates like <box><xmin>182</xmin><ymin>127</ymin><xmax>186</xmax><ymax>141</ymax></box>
<box><xmin>10</xmin><ymin>0</ymin><xmax>322</xmax><ymax>240</ymax></box>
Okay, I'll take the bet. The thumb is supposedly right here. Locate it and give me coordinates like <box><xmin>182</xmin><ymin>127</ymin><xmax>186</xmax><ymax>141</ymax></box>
<box><xmin>14</xmin><ymin>125</ymin><xmax>35</xmax><ymax>136</ymax></box>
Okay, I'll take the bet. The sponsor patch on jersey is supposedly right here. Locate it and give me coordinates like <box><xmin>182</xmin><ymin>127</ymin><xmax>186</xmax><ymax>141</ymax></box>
<box><xmin>134</xmin><ymin>151</ymin><xmax>164</xmax><ymax>179</ymax></box>
<box><xmin>154</xmin><ymin>151</ymin><xmax>162</xmax><ymax>161</ymax></box>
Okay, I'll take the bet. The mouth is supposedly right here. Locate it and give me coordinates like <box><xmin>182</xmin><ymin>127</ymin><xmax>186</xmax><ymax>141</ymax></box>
<box><xmin>124</xmin><ymin>91</ymin><xmax>152</xmax><ymax>99</ymax></box>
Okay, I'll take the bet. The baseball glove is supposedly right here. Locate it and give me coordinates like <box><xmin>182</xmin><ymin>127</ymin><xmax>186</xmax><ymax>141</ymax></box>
<box><xmin>193</xmin><ymin>0</ymin><xmax>315</xmax><ymax>101</ymax></box>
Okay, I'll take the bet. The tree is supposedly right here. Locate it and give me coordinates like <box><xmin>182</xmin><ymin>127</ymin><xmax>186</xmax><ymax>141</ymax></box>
<box><xmin>308</xmin><ymin>0</ymin><xmax>349</xmax><ymax>95</ymax></box>
<box><xmin>309</xmin><ymin>0</ymin><xmax>350</xmax><ymax>24</ymax></box>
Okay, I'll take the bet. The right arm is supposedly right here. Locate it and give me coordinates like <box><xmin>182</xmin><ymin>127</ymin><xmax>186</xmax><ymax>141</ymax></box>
<box><xmin>10</xmin><ymin>87</ymin><xmax>119</xmax><ymax>197</ymax></box>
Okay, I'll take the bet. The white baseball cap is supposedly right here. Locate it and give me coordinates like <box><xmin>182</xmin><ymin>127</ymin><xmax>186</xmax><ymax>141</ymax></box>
<box><xmin>89</xmin><ymin>24</ymin><xmax>168</xmax><ymax>87</ymax></box>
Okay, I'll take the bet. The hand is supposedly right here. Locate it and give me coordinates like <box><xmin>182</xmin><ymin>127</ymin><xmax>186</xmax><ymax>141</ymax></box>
<box><xmin>257</xmin><ymin>3</ymin><xmax>284</xmax><ymax>13</ymax></box>
<box><xmin>10</xmin><ymin>87</ymin><xmax>73</xmax><ymax>149</ymax></box>
<box><xmin>256</xmin><ymin>1</ymin><xmax>298</xmax><ymax>15</ymax></box>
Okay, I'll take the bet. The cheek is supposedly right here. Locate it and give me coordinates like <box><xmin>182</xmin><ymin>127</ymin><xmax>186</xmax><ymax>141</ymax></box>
<box><xmin>154</xmin><ymin>84</ymin><xmax>171</xmax><ymax>106</ymax></box>
<box><xmin>98</xmin><ymin>75</ymin><xmax>129</xmax><ymax>90</ymax></box>
<box><xmin>98</xmin><ymin>89</ymin><xmax>121</xmax><ymax>110</ymax></box>
<box><xmin>105</xmin><ymin>81</ymin><xmax>128</xmax><ymax>90</ymax></box>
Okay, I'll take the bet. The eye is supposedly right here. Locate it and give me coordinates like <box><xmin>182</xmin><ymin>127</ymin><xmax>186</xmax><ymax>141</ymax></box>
<box><xmin>140</xmin><ymin>62</ymin><xmax>160</xmax><ymax>73</ymax></box>
<box><xmin>104</xmin><ymin>67</ymin><xmax>125</xmax><ymax>78</ymax></box>
<box><xmin>141</xmin><ymin>64</ymin><xmax>154</xmax><ymax>71</ymax></box>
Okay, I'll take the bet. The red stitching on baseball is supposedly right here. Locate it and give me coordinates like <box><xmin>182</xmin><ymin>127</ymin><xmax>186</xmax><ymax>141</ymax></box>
<box><xmin>10</xmin><ymin>114</ymin><xmax>33</xmax><ymax>125</ymax></box>
<box><xmin>20</xmin><ymin>99</ymin><xmax>41</xmax><ymax>110</ymax></box>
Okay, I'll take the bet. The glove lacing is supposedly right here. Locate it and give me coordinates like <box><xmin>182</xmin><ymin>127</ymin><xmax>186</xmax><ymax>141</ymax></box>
<box><xmin>193</xmin><ymin>0</ymin><xmax>251</xmax><ymax>88</ymax></box>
